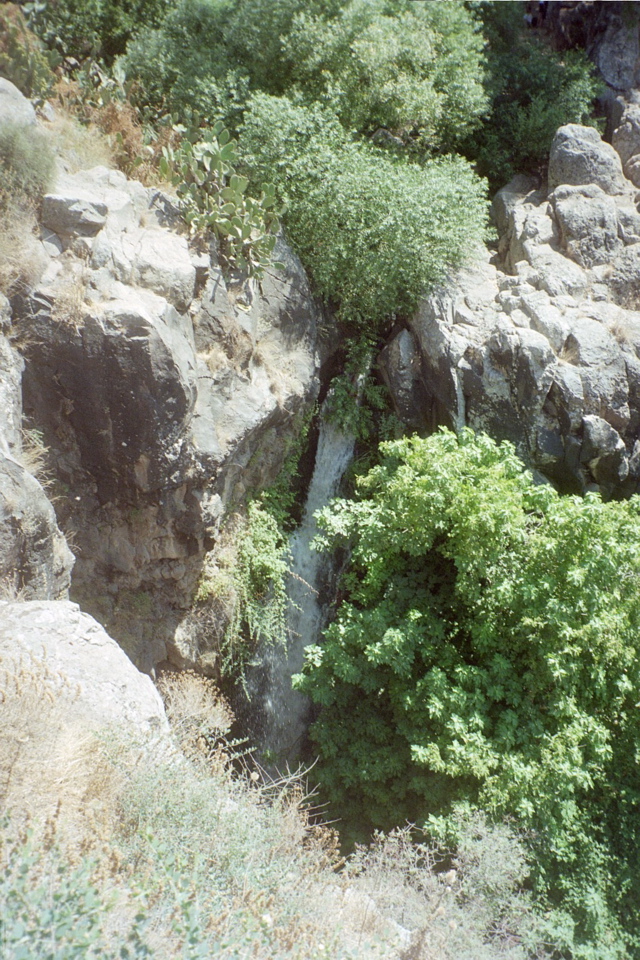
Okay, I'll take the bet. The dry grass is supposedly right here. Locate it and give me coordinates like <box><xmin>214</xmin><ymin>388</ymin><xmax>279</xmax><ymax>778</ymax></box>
<box><xmin>46</xmin><ymin>110</ymin><xmax>114</xmax><ymax>173</ymax></box>
<box><xmin>51</xmin><ymin>80</ymin><xmax>177</xmax><ymax>186</ymax></box>
<box><xmin>199</xmin><ymin>342</ymin><xmax>233</xmax><ymax>378</ymax></box>
<box><xmin>0</xmin><ymin>198</ymin><xmax>47</xmax><ymax>296</ymax></box>
<box><xmin>0</xmin><ymin>666</ymin><xmax>553</xmax><ymax>958</ymax></box>
<box><xmin>17</xmin><ymin>427</ymin><xmax>50</xmax><ymax>484</ymax></box>
<box><xmin>51</xmin><ymin>263</ymin><xmax>90</xmax><ymax>328</ymax></box>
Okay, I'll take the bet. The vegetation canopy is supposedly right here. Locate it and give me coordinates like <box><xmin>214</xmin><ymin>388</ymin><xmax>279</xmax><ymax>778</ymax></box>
<box><xmin>295</xmin><ymin>429</ymin><xmax>640</xmax><ymax>958</ymax></box>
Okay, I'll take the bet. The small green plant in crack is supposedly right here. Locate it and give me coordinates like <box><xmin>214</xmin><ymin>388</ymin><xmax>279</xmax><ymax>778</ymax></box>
<box><xmin>197</xmin><ymin>502</ymin><xmax>290</xmax><ymax>681</ymax></box>
<box><xmin>159</xmin><ymin>121</ymin><xmax>284</xmax><ymax>278</ymax></box>
<box><xmin>259</xmin><ymin>404</ymin><xmax>316</xmax><ymax>531</ymax></box>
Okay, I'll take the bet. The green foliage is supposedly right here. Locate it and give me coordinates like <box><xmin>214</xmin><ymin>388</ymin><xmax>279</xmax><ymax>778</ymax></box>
<box><xmin>0</xmin><ymin>122</ymin><xmax>55</xmax><ymax>207</ymax></box>
<box><xmin>286</xmin><ymin>0</ymin><xmax>487</xmax><ymax>152</ymax></box>
<box><xmin>197</xmin><ymin>503</ymin><xmax>290</xmax><ymax>678</ymax></box>
<box><xmin>120</xmin><ymin>0</ymin><xmax>249</xmax><ymax>125</ymax></box>
<box><xmin>0</xmin><ymin>5</ymin><xmax>55</xmax><ymax>99</ymax></box>
<box><xmin>259</xmin><ymin>404</ymin><xmax>315</xmax><ymax>531</ymax></box>
<box><xmin>24</xmin><ymin>0</ymin><xmax>174</xmax><ymax>62</ymax></box>
<box><xmin>159</xmin><ymin>121</ymin><xmax>283</xmax><ymax>276</ymax></box>
<box><xmin>240</xmin><ymin>95</ymin><xmax>488</xmax><ymax>333</ymax></box>
<box><xmin>295</xmin><ymin>429</ymin><xmax>640</xmax><ymax>958</ymax></box>
<box><xmin>0</xmin><ymin>831</ymin><xmax>150</xmax><ymax>959</ymax></box>
<box><xmin>463</xmin><ymin>1</ymin><xmax>601</xmax><ymax>190</ymax></box>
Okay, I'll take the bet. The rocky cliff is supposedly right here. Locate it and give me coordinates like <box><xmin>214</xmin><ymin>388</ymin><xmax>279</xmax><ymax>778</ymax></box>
<box><xmin>2</xmin><ymin>79</ymin><xmax>322</xmax><ymax>673</ymax></box>
<box><xmin>382</xmin><ymin>116</ymin><xmax>640</xmax><ymax>498</ymax></box>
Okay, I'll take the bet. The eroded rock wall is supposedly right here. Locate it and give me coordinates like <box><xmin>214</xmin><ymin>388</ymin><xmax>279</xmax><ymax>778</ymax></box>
<box><xmin>4</xmin><ymin>88</ymin><xmax>322</xmax><ymax>671</ymax></box>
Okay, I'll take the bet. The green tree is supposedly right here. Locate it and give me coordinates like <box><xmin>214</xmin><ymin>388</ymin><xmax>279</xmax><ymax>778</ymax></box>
<box><xmin>295</xmin><ymin>429</ymin><xmax>640</xmax><ymax>959</ymax></box>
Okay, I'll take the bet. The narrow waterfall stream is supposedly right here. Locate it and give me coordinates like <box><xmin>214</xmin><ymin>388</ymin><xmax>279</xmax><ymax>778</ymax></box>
<box><xmin>247</xmin><ymin>401</ymin><xmax>357</xmax><ymax>765</ymax></box>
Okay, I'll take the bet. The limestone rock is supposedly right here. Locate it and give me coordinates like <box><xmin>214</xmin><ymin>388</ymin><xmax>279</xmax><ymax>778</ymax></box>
<box><xmin>0</xmin><ymin>77</ymin><xmax>36</xmax><ymax>127</ymax></box>
<box><xmin>595</xmin><ymin>16</ymin><xmax>640</xmax><ymax>91</ymax></box>
<box><xmin>383</xmin><ymin>116</ymin><xmax>640</xmax><ymax>497</ymax></box>
<box><xmin>548</xmin><ymin>125</ymin><xmax>627</xmax><ymax>195</ymax></box>
<box><xmin>378</xmin><ymin>328</ymin><xmax>430</xmax><ymax>431</ymax></box>
<box><xmin>613</xmin><ymin>100</ymin><xmax>640</xmax><ymax>167</ymax></box>
<box><xmin>41</xmin><ymin>191</ymin><xmax>108</xmax><ymax>239</ymax></box>
<box><xmin>91</xmin><ymin>226</ymin><xmax>196</xmax><ymax>312</ymax></box>
<box><xmin>0</xmin><ymin>328</ymin><xmax>73</xmax><ymax>600</ymax></box>
<box><xmin>0</xmin><ymin>328</ymin><xmax>23</xmax><ymax>457</ymax></box>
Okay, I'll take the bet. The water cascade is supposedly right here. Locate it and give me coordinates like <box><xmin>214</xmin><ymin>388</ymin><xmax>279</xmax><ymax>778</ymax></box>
<box><xmin>247</xmin><ymin>399</ymin><xmax>357</xmax><ymax>764</ymax></box>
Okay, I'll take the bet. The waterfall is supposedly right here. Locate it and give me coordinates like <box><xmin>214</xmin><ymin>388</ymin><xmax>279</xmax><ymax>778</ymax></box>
<box><xmin>246</xmin><ymin>400</ymin><xmax>357</xmax><ymax>764</ymax></box>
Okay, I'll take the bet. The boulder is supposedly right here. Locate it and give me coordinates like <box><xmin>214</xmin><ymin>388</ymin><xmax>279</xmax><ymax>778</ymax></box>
<box><xmin>548</xmin><ymin>125</ymin><xmax>627</xmax><ymax>195</ymax></box>
<box><xmin>91</xmin><ymin>227</ymin><xmax>196</xmax><ymax>312</ymax></box>
<box><xmin>595</xmin><ymin>17</ymin><xmax>640</xmax><ymax>91</ymax></box>
<box><xmin>0</xmin><ymin>77</ymin><xmax>36</xmax><ymax>127</ymax></box>
<box><xmin>0</xmin><ymin>600</ymin><xmax>168</xmax><ymax>827</ymax></box>
<box><xmin>0</xmin><ymin>454</ymin><xmax>73</xmax><ymax>600</ymax></box>
<box><xmin>41</xmin><ymin>192</ymin><xmax>108</xmax><ymax>239</ymax></box>
<box><xmin>0</xmin><ymin>600</ymin><xmax>166</xmax><ymax>729</ymax></box>
<box><xmin>608</xmin><ymin>244</ymin><xmax>640</xmax><ymax>307</ymax></box>
<box><xmin>612</xmin><ymin>100</ymin><xmax>640</xmax><ymax>167</ymax></box>
<box><xmin>550</xmin><ymin>184</ymin><xmax>622</xmax><ymax>267</ymax></box>
<box><xmin>580</xmin><ymin>415</ymin><xmax>629</xmax><ymax>485</ymax></box>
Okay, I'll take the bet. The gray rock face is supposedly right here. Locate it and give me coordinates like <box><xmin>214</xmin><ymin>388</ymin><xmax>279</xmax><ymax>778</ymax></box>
<box><xmin>0</xmin><ymin>77</ymin><xmax>36</xmax><ymax>127</ymax></box>
<box><xmin>613</xmin><ymin>97</ymin><xmax>640</xmax><ymax>192</ymax></box>
<box><xmin>383</xmin><ymin>123</ymin><xmax>640</xmax><ymax>498</ymax></box>
<box><xmin>548</xmin><ymin>125</ymin><xmax>627</xmax><ymax>195</ymax></box>
<box><xmin>14</xmin><ymin>162</ymin><xmax>321</xmax><ymax>670</ymax></box>
<box><xmin>550</xmin><ymin>184</ymin><xmax>622</xmax><ymax>267</ymax></box>
<box><xmin>0</xmin><ymin>318</ymin><xmax>73</xmax><ymax>600</ymax></box>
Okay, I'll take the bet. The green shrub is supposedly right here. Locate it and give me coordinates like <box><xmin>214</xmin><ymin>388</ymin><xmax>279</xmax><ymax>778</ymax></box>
<box><xmin>0</xmin><ymin>4</ymin><xmax>55</xmax><ymax>99</ymax></box>
<box><xmin>294</xmin><ymin>428</ymin><xmax>640</xmax><ymax>958</ymax></box>
<box><xmin>121</xmin><ymin>0</ymin><xmax>250</xmax><ymax>125</ymax></box>
<box><xmin>462</xmin><ymin>1</ymin><xmax>601</xmax><ymax>190</ymax></box>
<box><xmin>240</xmin><ymin>94</ymin><xmax>488</xmax><ymax>334</ymax></box>
<box><xmin>286</xmin><ymin>0</ymin><xmax>487</xmax><ymax>152</ymax></box>
<box><xmin>25</xmin><ymin>0</ymin><xmax>174</xmax><ymax>62</ymax></box>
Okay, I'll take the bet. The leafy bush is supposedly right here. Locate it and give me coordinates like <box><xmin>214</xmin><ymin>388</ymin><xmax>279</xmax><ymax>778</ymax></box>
<box><xmin>463</xmin><ymin>1</ymin><xmax>601</xmax><ymax>190</ymax></box>
<box><xmin>286</xmin><ymin>0</ymin><xmax>487</xmax><ymax>152</ymax></box>
<box><xmin>25</xmin><ymin>0</ymin><xmax>174</xmax><ymax>62</ymax></box>
<box><xmin>240</xmin><ymin>95</ymin><xmax>488</xmax><ymax>333</ymax></box>
<box><xmin>121</xmin><ymin>0</ymin><xmax>250</xmax><ymax>125</ymax></box>
<box><xmin>294</xmin><ymin>428</ymin><xmax>640</xmax><ymax>958</ymax></box>
<box><xmin>0</xmin><ymin>4</ymin><xmax>55</xmax><ymax>98</ymax></box>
